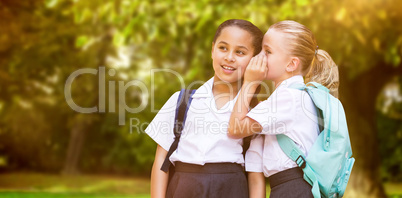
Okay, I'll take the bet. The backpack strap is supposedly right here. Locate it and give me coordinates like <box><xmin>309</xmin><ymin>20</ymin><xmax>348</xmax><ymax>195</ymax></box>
<box><xmin>289</xmin><ymin>82</ymin><xmax>328</xmax><ymax>150</ymax></box>
<box><xmin>276</xmin><ymin>134</ymin><xmax>321</xmax><ymax>198</ymax></box>
<box><xmin>306</xmin><ymin>82</ymin><xmax>329</xmax><ymax>93</ymax></box>
<box><xmin>160</xmin><ymin>89</ymin><xmax>196</xmax><ymax>172</ymax></box>
<box><xmin>242</xmin><ymin>136</ymin><xmax>251</xmax><ymax>158</ymax></box>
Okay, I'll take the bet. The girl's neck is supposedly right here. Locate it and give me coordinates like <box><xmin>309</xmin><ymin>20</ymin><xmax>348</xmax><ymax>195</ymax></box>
<box><xmin>212</xmin><ymin>77</ymin><xmax>242</xmax><ymax>98</ymax></box>
<box><xmin>274</xmin><ymin>72</ymin><xmax>301</xmax><ymax>88</ymax></box>
<box><xmin>274</xmin><ymin>80</ymin><xmax>283</xmax><ymax>88</ymax></box>
<box><xmin>212</xmin><ymin>76</ymin><xmax>242</xmax><ymax>110</ymax></box>
<box><xmin>273</xmin><ymin>76</ymin><xmax>289</xmax><ymax>88</ymax></box>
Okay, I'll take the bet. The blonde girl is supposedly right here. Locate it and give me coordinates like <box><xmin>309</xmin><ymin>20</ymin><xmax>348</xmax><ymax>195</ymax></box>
<box><xmin>228</xmin><ymin>20</ymin><xmax>339</xmax><ymax>198</ymax></box>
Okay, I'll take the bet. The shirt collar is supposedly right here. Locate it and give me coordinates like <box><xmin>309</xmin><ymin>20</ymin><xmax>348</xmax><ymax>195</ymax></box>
<box><xmin>276</xmin><ymin>75</ymin><xmax>304</xmax><ymax>89</ymax></box>
<box><xmin>191</xmin><ymin>77</ymin><xmax>240</xmax><ymax>112</ymax></box>
<box><xmin>191</xmin><ymin>77</ymin><xmax>214</xmax><ymax>98</ymax></box>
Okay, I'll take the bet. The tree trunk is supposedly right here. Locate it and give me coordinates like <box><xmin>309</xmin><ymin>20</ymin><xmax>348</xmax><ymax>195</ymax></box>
<box><xmin>61</xmin><ymin>116</ymin><xmax>87</xmax><ymax>175</ymax></box>
<box><xmin>339</xmin><ymin>64</ymin><xmax>395</xmax><ymax>198</ymax></box>
<box><xmin>60</xmin><ymin>29</ymin><xmax>112</xmax><ymax>175</ymax></box>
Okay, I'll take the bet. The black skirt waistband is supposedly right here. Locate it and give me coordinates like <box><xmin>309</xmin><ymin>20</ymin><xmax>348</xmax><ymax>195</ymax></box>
<box><xmin>268</xmin><ymin>167</ymin><xmax>304</xmax><ymax>188</ymax></box>
<box><xmin>175</xmin><ymin>162</ymin><xmax>244</xmax><ymax>174</ymax></box>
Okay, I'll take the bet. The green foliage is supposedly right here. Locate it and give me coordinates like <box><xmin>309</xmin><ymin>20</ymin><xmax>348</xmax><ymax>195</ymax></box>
<box><xmin>377</xmin><ymin>112</ymin><xmax>402</xmax><ymax>182</ymax></box>
<box><xmin>377</xmin><ymin>77</ymin><xmax>402</xmax><ymax>182</ymax></box>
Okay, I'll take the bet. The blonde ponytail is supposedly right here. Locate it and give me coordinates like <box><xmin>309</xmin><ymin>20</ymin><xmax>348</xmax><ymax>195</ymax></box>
<box><xmin>305</xmin><ymin>49</ymin><xmax>339</xmax><ymax>98</ymax></box>
<box><xmin>270</xmin><ymin>20</ymin><xmax>339</xmax><ymax>98</ymax></box>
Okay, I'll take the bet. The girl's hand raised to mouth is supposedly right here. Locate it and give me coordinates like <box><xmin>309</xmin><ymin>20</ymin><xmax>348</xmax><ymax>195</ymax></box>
<box><xmin>244</xmin><ymin>53</ymin><xmax>268</xmax><ymax>85</ymax></box>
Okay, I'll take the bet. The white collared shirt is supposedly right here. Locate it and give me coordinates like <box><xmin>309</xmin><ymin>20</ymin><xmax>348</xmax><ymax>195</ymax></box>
<box><xmin>145</xmin><ymin>77</ymin><xmax>245</xmax><ymax>165</ymax></box>
<box><xmin>245</xmin><ymin>75</ymin><xmax>319</xmax><ymax>177</ymax></box>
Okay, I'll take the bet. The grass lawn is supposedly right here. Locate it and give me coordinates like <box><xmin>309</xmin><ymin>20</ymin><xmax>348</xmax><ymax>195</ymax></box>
<box><xmin>0</xmin><ymin>172</ymin><xmax>150</xmax><ymax>198</ymax></box>
<box><xmin>0</xmin><ymin>172</ymin><xmax>401</xmax><ymax>197</ymax></box>
<box><xmin>0</xmin><ymin>192</ymin><xmax>149</xmax><ymax>198</ymax></box>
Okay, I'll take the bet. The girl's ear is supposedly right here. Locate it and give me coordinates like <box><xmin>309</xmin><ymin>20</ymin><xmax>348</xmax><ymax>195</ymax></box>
<box><xmin>286</xmin><ymin>57</ymin><xmax>300</xmax><ymax>72</ymax></box>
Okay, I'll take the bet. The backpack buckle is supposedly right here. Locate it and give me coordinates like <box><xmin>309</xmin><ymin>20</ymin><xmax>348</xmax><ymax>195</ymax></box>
<box><xmin>296</xmin><ymin>155</ymin><xmax>306</xmax><ymax>168</ymax></box>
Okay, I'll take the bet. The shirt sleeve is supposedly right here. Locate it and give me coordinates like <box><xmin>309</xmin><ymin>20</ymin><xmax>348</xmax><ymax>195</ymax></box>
<box><xmin>247</xmin><ymin>88</ymin><xmax>295</xmax><ymax>135</ymax></box>
<box><xmin>144</xmin><ymin>91</ymin><xmax>180</xmax><ymax>151</ymax></box>
<box><xmin>245</xmin><ymin>135</ymin><xmax>264</xmax><ymax>172</ymax></box>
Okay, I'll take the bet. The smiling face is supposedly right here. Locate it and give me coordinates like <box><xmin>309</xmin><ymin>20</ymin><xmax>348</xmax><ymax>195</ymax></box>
<box><xmin>262</xmin><ymin>28</ymin><xmax>294</xmax><ymax>84</ymax></box>
<box><xmin>211</xmin><ymin>26</ymin><xmax>255</xmax><ymax>85</ymax></box>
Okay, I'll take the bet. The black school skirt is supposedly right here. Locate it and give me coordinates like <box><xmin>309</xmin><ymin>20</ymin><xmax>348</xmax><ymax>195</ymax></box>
<box><xmin>268</xmin><ymin>167</ymin><xmax>313</xmax><ymax>198</ymax></box>
<box><xmin>166</xmin><ymin>162</ymin><xmax>249</xmax><ymax>198</ymax></box>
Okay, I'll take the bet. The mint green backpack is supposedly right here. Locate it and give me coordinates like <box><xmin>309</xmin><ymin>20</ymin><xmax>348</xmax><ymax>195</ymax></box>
<box><xmin>276</xmin><ymin>82</ymin><xmax>355</xmax><ymax>198</ymax></box>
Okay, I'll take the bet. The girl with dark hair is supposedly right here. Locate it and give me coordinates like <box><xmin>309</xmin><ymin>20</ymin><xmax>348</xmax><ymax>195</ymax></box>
<box><xmin>146</xmin><ymin>19</ymin><xmax>264</xmax><ymax>198</ymax></box>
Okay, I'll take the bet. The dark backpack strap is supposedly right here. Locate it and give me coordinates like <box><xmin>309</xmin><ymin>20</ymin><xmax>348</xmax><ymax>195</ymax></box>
<box><xmin>160</xmin><ymin>89</ymin><xmax>196</xmax><ymax>173</ymax></box>
<box><xmin>242</xmin><ymin>135</ymin><xmax>252</xmax><ymax>179</ymax></box>
<box><xmin>242</xmin><ymin>136</ymin><xmax>251</xmax><ymax>157</ymax></box>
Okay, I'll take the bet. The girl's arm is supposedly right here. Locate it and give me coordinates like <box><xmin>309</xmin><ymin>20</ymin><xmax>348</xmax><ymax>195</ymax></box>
<box><xmin>228</xmin><ymin>54</ymin><xmax>267</xmax><ymax>138</ymax></box>
<box><xmin>150</xmin><ymin>145</ymin><xmax>169</xmax><ymax>198</ymax></box>
<box><xmin>248</xmin><ymin>172</ymin><xmax>266</xmax><ymax>198</ymax></box>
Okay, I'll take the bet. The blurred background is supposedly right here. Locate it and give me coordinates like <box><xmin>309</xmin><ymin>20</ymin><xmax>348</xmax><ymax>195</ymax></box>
<box><xmin>0</xmin><ymin>0</ymin><xmax>402</xmax><ymax>197</ymax></box>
